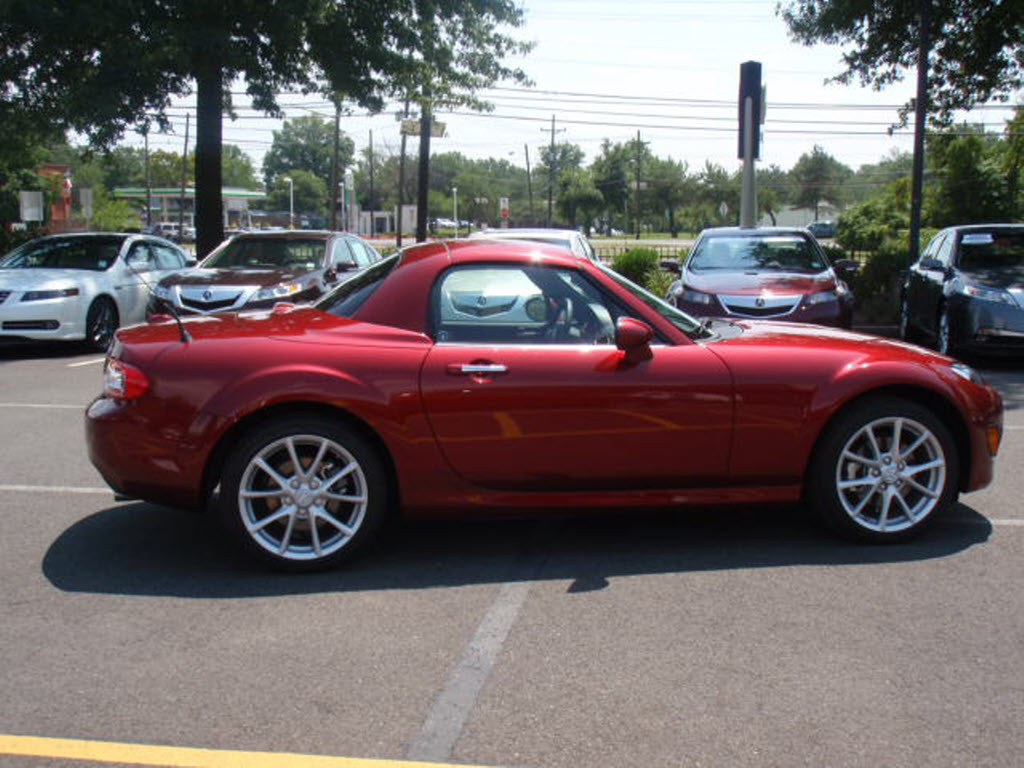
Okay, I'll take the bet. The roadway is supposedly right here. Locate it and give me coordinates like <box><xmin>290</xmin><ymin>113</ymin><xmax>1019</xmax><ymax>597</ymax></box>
<box><xmin>1</xmin><ymin>340</ymin><xmax>1022</xmax><ymax>768</ymax></box>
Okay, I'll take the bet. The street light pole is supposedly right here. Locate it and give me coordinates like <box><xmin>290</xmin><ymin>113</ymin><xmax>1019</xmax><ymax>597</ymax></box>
<box><xmin>453</xmin><ymin>186</ymin><xmax>458</xmax><ymax>238</ymax></box>
<box><xmin>284</xmin><ymin>177</ymin><xmax>294</xmax><ymax>229</ymax></box>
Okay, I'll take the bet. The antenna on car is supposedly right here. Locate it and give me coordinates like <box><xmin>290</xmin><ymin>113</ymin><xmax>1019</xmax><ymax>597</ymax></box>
<box><xmin>125</xmin><ymin>249</ymin><xmax>192</xmax><ymax>344</ymax></box>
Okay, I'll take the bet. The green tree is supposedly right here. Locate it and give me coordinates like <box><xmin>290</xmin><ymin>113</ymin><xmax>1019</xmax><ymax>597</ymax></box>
<box><xmin>590</xmin><ymin>140</ymin><xmax>632</xmax><ymax>229</ymax></box>
<box><xmin>779</xmin><ymin>1</ymin><xmax>1024</xmax><ymax>125</ymax></box>
<box><xmin>222</xmin><ymin>144</ymin><xmax>258</xmax><ymax>189</ymax></box>
<box><xmin>924</xmin><ymin>125</ymin><xmax>1010</xmax><ymax>226</ymax></box>
<box><xmin>537</xmin><ymin>141</ymin><xmax>584</xmax><ymax>225</ymax></box>
<box><xmin>557</xmin><ymin>168</ymin><xmax>603</xmax><ymax>230</ymax></box>
<box><xmin>263</xmin><ymin>116</ymin><xmax>347</xmax><ymax>191</ymax></box>
<box><xmin>266</xmin><ymin>169</ymin><xmax>326</xmax><ymax>220</ymax></box>
<box><xmin>1</xmin><ymin>0</ymin><xmax>530</xmax><ymax>255</ymax></box>
<box><xmin>790</xmin><ymin>145</ymin><xmax>852</xmax><ymax>220</ymax></box>
<box><xmin>645</xmin><ymin>157</ymin><xmax>692</xmax><ymax>237</ymax></box>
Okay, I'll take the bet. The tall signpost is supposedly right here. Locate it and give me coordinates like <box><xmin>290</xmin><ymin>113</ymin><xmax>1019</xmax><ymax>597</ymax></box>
<box><xmin>738</xmin><ymin>61</ymin><xmax>763</xmax><ymax>229</ymax></box>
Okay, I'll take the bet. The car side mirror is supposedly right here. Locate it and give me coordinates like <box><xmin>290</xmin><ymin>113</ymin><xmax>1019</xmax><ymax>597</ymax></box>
<box><xmin>185</xmin><ymin>258</ymin><xmax>198</xmax><ymax>267</ymax></box>
<box><xmin>832</xmin><ymin>258</ymin><xmax>859</xmax><ymax>277</ymax></box>
<box><xmin>919</xmin><ymin>257</ymin><xmax>945</xmax><ymax>272</ymax></box>
<box><xmin>659</xmin><ymin>259</ymin><xmax>681</xmax><ymax>275</ymax></box>
<box><xmin>324</xmin><ymin>267</ymin><xmax>338</xmax><ymax>283</ymax></box>
<box><xmin>615</xmin><ymin>317</ymin><xmax>653</xmax><ymax>363</ymax></box>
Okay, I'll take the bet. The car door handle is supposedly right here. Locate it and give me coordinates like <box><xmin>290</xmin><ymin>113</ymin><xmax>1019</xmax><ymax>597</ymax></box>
<box><xmin>447</xmin><ymin>363</ymin><xmax>508</xmax><ymax>376</ymax></box>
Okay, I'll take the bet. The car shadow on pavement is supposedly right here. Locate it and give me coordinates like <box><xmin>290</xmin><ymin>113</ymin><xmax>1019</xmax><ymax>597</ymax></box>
<box><xmin>0</xmin><ymin>340</ymin><xmax>95</xmax><ymax>361</ymax></box>
<box><xmin>43</xmin><ymin>501</ymin><xmax>993</xmax><ymax>599</ymax></box>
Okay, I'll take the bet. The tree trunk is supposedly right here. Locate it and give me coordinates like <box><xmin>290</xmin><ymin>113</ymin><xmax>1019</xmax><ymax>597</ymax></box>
<box><xmin>195</xmin><ymin>68</ymin><xmax>224</xmax><ymax>258</ymax></box>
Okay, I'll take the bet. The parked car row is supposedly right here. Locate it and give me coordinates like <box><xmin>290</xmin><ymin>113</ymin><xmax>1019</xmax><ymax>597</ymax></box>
<box><xmin>0</xmin><ymin>230</ymin><xmax>383</xmax><ymax>349</ymax></box>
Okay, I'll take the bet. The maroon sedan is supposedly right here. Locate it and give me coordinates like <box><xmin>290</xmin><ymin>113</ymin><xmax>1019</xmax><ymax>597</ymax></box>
<box><xmin>667</xmin><ymin>227</ymin><xmax>857</xmax><ymax>327</ymax></box>
<box><xmin>87</xmin><ymin>240</ymin><xmax>1003</xmax><ymax>570</ymax></box>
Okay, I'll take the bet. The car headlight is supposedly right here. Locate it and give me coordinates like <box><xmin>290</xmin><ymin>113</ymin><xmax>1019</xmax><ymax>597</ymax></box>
<box><xmin>255</xmin><ymin>283</ymin><xmax>303</xmax><ymax>300</ymax></box>
<box><xmin>20</xmin><ymin>288</ymin><xmax>80</xmax><ymax>302</ymax></box>
<box><xmin>957</xmin><ymin>282</ymin><xmax>1018</xmax><ymax>306</ymax></box>
<box><xmin>153</xmin><ymin>284</ymin><xmax>172</xmax><ymax>300</ymax></box>
<box><xmin>805</xmin><ymin>289</ymin><xmax>838</xmax><ymax>305</ymax></box>
<box><xmin>680</xmin><ymin>287</ymin><xmax>714</xmax><ymax>305</ymax></box>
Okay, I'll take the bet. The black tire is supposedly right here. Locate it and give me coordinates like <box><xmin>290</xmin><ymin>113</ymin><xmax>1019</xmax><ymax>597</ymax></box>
<box><xmin>85</xmin><ymin>297</ymin><xmax>119</xmax><ymax>352</ymax></box>
<box><xmin>935</xmin><ymin>304</ymin><xmax>956</xmax><ymax>357</ymax></box>
<box><xmin>898</xmin><ymin>294</ymin><xmax>916</xmax><ymax>343</ymax></box>
<box><xmin>218</xmin><ymin>416</ymin><xmax>390</xmax><ymax>571</ymax></box>
<box><xmin>807</xmin><ymin>396</ymin><xmax>959</xmax><ymax>543</ymax></box>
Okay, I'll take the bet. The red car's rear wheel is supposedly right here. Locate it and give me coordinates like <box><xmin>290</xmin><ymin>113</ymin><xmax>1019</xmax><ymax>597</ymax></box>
<box><xmin>219</xmin><ymin>416</ymin><xmax>389</xmax><ymax>570</ymax></box>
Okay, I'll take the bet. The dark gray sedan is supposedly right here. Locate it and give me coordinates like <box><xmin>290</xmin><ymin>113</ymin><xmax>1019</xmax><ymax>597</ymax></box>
<box><xmin>900</xmin><ymin>224</ymin><xmax>1024</xmax><ymax>357</ymax></box>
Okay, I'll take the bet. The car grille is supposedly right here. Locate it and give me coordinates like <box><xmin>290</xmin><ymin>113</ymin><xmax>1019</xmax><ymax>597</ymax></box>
<box><xmin>180</xmin><ymin>295</ymin><xmax>240</xmax><ymax>311</ymax></box>
<box><xmin>0</xmin><ymin>291</ymin><xmax>10</xmax><ymax>305</ymax></box>
<box><xmin>718</xmin><ymin>293</ymin><xmax>801</xmax><ymax>318</ymax></box>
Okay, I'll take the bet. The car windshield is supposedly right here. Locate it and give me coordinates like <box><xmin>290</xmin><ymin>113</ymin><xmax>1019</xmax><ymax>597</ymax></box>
<box><xmin>598</xmin><ymin>263</ymin><xmax>703</xmax><ymax>336</ymax></box>
<box><xmin>317</xmin><ymin>254</ymin><xmax>399</xmax><ymax>317</ymax></box>
<box><xmin>0</xmin><ymin>236</ymin><xmax>125</xmax><ymax>271</ymax></box>
<box><xmin>958</xmin><ymin>231</ymin><xmax>1024</xmax><ymax>273</ymax></box>
<box><xmin>202</xmin><ymin>237</ymin><xmax>326</xmax><ymax>270</ymax></box>
<box><xmin>689</xmin><ymin>234</ymin><xmax>826</xmax><ymax>273</ymax></box>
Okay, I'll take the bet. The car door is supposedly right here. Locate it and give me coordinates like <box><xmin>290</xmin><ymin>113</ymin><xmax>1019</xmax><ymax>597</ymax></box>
<box><xmin>419</xmin><ymin>262</ymin><xmax>734</xmax><ymax>492</ymax></box>
<box><xmin>906</xmin><ymin>232</ymin><xmax>946</xmax><ymax>333</ymax></box>
<box><xmin>118</xmin><ymin>240</ymin><xmax>160</xmax><ymax>323</ymax></box>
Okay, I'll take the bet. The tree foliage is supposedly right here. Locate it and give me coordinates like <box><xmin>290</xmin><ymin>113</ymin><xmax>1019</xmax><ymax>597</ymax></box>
<box><xmin>262</xmin><ymin>116</ymin><xmax>351</xmax><ymax>191</ymax></box>
<box><xmin>789</xmin><ymin>145</ymin><xmax>852</xmax><ymax>219</ymax></box>
<box><xmin>779</xmin><ymin>0</ymin><xmax>1024</xmax><ymax>124</ymax></box>
<box><xmin>0</xmin><ymin>0</ymin><xmax>530</xmax><ymax>253</ymax></box>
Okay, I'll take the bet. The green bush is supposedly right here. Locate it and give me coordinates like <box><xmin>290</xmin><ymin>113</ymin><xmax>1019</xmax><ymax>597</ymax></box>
<box><xmin>611</xmin><ymin>247</ymin><xmax>660</xmax><ymax>285</ymax></box>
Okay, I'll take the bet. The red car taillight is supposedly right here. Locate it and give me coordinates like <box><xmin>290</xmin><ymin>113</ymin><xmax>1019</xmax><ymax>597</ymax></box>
<box><xmin>103</xmin><ymin>359</ymin><xmax>150</xmax><ymax>400</ymax></box>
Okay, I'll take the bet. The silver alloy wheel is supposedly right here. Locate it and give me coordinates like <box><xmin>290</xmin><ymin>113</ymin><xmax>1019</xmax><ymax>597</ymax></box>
<box><xmin>237</xmin><ymin>434</ymin><xmax>369</xmax><ymax>561</ymax></box>
<box><xmin>834</xmin><ymin>415</ymin><xmax>946</xmax><ymax>533</ymax></box>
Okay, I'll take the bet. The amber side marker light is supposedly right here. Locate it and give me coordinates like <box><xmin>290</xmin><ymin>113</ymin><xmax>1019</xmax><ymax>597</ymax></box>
<box><xmin>986</xmin><ymin>425</ymin><xmax>1002</xmax><ymax>456</ymax></box>
<box><xmin>103</xmin><ymin>359</ymin><xmax>150</xmax><ymax>400</ymax></box>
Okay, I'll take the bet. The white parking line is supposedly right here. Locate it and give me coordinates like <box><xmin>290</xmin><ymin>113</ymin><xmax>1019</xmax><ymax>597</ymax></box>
<box><xmin>0</xmin><ymin>403</ymin><xmax>83</xmax><ymax>409</ymax></box>
<box><xmin>406</xmin><ymin>578</ymin><xmax>535</xmax><ymax>762</ymax></box>
<box><xmin>67</xmin><ymin>357</ymin><xmax>107</xmax><ymax>367</ymax></box>
<box><xmin>0</xmin><ymin>484</ymin><xmax>112</xmax><ymax>494</ymax></box>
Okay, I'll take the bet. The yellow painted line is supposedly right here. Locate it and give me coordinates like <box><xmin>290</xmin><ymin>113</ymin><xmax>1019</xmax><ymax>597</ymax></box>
<box><xmin>0</xmin><ymin>735</ymin><xmax>497</xmax><ymax>768</ymax></box>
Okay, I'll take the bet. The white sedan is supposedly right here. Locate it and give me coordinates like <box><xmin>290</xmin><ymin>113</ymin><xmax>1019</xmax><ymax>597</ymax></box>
<box><xmin>0</xmin><ymin>233</ymin><xmax>192</xmax><ymax>350</ymax></box>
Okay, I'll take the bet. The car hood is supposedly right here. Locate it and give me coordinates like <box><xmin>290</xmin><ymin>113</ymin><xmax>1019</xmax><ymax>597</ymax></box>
<box><xmin>683</xmin><ymin>269</ymin><xmax>835</xmax><ymax>295</ymax></box>
<box><xmin>159</xmin><ymin>267</ymin><xmax>312</xmax><ymax>289</ymax></box>
<box><xmin>959</xmin><ymin>265</ymin><xmax>1024</xmax><ymax>291</ymax></box>
<box><xmin>0</xmin><ymin>268</ymin><xmax>97</xmax><ymax>288</ymax></box>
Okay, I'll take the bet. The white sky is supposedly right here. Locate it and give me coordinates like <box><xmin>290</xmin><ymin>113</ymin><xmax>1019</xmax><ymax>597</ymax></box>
<box><xmin>134</xmin><ymin>0</ymin><xmax>1019</xmax><ymax>179</ymax></box>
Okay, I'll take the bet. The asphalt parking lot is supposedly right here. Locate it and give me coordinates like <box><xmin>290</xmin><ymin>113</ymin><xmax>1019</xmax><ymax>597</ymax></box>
<box><xmin>1</xmin><ymin>340</ymin><xmax>1023</xmax><ymax>768</ymax></box>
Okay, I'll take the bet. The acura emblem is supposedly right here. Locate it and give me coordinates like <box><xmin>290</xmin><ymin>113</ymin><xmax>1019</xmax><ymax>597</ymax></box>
<box><xmin>203</xmin><ymin>289</ymin><xmax>213</xmax><ymax>301</ymax></box>
<box><xmin>755</xmin><ymin>297</ymin><xmax>766</xmax><ymax>307</ymax></box>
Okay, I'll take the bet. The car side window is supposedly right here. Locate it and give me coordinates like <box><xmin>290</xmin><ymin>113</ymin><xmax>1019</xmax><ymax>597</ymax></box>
<box><xmin>936</xmin><ymin>233</ymin><xmax>954</xmax><ymax>267</ymax></box>
<box><xmin>432</xmin><ymin>264</ymin><xmax>620</xmax><ymax>345</ymax></box>
<box><xmin>125</xmin><ymin>243</ymin><xmax>156</xmax><ymax>271</ymax></box>
<box><xmin>152</xmin><ymin>243</ymin><xmax>185</xmax><ymax>270</ymax></box>
<box><xmin>348</xmin><ymin>240</ymin><xmax>372</xmax><ymax>268</ymax></box>
<box><xmin>357</xmin><ymin>241</ymin><xmax>381</xmax><ymax>264</ymax></box>
<box><xmin>331</xmin><ymin>239</ymin><xmax>357</xmax><ymax>267</ymax></box>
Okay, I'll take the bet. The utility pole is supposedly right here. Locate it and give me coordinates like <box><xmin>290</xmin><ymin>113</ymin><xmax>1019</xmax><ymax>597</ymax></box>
<box><xmin>415</xmin><ymin>97</ymin><xmax>432</xmax><ymax>243</ymax></box>
<box><xmin>738</xmin><ymin>61</ymin><xmax>763</xmax><ymax>228</ymax></box>
<box><xmin>178</xmin><ymin>113</ymin><xmax>189</xmax><ymax>239</ymax></box>
<box><xmin>524</xmin><ymin>143</ymin><xmax>535</xmax><ymax>224</ymax></box>
<box><xmin>909</xmin><ymin>0</ymin><xmax>932</xmax><ymax>262</ymax></box>
<box><xmin>330</xmin><ymin>96</ymin><xmax>341</xmax><ymax>229</ymax></box>
<box><xmin>143</xmin><ymin>129</ymin><xmax>152</xmax><ymax>228</ymax></box>
<box><xmin>368</xmin><ymin>129</ymin><xmax>375</xmax><ymax>235</ymax></box>
<box><xmin>633</xmin><ymin>130</ymin><xmax>648</xmax><ymax>240</ymax></box>
<box><xmin>543</xmin><ymin>115</ymin><xmax>565</xmax><ymax>226</ymax></box>
<box><xmin>397</xmin><ymin>99</ymin><xmax>410</xmax><ymax>247</ymax></box>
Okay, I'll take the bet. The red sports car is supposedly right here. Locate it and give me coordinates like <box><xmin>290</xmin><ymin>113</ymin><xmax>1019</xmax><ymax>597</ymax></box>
<box><xmin>86</xmin><ymin>240</ymin><xmax>1003</xmax><ymax>570</ymax></box>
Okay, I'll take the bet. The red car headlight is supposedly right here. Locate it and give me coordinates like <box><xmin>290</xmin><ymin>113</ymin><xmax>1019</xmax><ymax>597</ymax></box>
<box><xmin>103</xmin><ymin>359</ymin><xmax>150</xmax><ymax>400</ymax></box>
